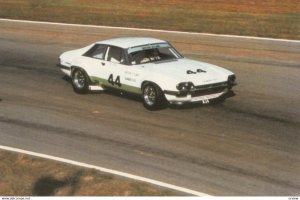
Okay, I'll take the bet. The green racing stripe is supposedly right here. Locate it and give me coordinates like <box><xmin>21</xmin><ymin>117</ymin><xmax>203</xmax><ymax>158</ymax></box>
<box><xmin>90</xmin><ymin>76</ymin><xmax>142</xmax><ymax>94</ymax></box>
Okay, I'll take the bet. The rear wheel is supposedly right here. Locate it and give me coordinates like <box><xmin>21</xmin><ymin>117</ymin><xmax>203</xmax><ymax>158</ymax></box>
<box><xmin>72</xmin><ymin>68</ymin><xmax>89</xmax><ymax>94</ymax></box>
<box><xmin>142</xmin><ymin>83</ymin><xmax>165</xmax><ymax>110</ymax></box>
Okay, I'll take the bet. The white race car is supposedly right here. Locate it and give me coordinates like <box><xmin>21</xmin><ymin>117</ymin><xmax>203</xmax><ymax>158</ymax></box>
<box><xmin>58</xmin><ymin>37</ymin><xmax>236</xmax><ymax>110</ymax></box>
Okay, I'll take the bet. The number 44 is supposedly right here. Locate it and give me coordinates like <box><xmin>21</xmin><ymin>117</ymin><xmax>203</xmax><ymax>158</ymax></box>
<box><xmin>108</xmin><ymin>74</ymin><xmax>121</xmax><ymax>87</ymax></box>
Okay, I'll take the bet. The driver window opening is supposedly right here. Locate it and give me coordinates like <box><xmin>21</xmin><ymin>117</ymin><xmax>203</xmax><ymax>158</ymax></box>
<box><xmin>107</xmin><ymin>46</ymin><xmax>125</xmax><ymax>64</ymax></box>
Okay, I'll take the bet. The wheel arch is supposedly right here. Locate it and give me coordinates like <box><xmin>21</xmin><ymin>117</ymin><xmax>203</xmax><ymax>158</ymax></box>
<box><xmin>141</xmin><ymin>80</ymin><xmax>167</xmax><ymax>110</ymax></box>
<box><xmin>141</xmin><ymin>73</ymin><xmax>179</xmax><ymax>92</ymax></box>
<box><xmin>71</xmin><ymin>66</ymin><xmax>92</xmax><ymax>83</ymax></box>
<box><xmin>141</xmin><ymin>80</ymin><xmax>162</xmax><ymax>91</ymax></box>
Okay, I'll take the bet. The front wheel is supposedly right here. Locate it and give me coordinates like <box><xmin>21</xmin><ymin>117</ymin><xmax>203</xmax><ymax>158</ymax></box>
<box><xmin>142</xmin><ymin>83</ymin><xmax>165</xmax><ymax>110</ymax></box>
<box><xmin>72</xmin><ymin>68</ymin><xmax>89</xmax><ymax>94</ymax></box>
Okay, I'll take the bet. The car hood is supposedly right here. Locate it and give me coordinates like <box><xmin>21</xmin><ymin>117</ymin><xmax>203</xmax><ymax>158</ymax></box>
<box><xmin>145</xmin><ymin>58</ymin><xmax>233</xmax><ymax>85</ymax></box>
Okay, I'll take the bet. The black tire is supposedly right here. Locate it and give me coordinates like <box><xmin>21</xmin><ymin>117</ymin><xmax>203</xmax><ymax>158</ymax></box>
<box><xmin>71</xmin><ymin>68</ymin><xmax>89</xmax><ymax>94</ymax></box>
<box><xmin>142</xmin><ymin>83</ymin><xmax>165</xmax><ymax>110</ymax></box>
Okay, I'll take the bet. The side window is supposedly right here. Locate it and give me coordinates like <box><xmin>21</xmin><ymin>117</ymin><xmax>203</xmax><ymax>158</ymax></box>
<box><xmin>83</xmin><ymin>44</ymin><xmax>107</xmax><ymax>60</ymax></box>
<box><xmin>106</xmin><ymin>46</ymin><xmax>125</xmax><ymax>64</ymax></box>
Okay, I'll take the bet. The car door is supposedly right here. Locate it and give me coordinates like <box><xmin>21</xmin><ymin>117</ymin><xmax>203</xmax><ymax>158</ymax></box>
<box><xmin>102</xmin><ymin>46</ymin><xmax>124</xmax><ymax>90</ymax></box>
<box><xmin>78</xmin><ymin>44</ymin><xmax>113</xmax><ymax>86</ymax></box>
<box><xmin>104</xmin><ymin>46</ymin><xmax>143</xmax><ymax>94</ymax></box>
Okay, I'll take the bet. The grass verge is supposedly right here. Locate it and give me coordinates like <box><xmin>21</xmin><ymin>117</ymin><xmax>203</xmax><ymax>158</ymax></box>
<box><xmin>0</xmin><ymin>150</ymin><xmax>180</xmax><ymax>196</ymax></box>
<box><xmin>0</xmin><ymin>0</ymin><xmax>299</xmax><ymax>40</ymax></box>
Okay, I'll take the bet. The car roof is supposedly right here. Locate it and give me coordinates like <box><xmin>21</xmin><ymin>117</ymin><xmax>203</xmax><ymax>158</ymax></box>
<box><xmin>96</xmin><ymin>37</ymin><xmax>167</xmax><ymax>49</ymax></box>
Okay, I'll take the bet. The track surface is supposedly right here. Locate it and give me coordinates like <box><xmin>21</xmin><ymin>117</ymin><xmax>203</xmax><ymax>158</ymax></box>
<box><xmin>0</xmin><ymin>20</ymin><xmax>299</xmax><ymax>195</ymax></box>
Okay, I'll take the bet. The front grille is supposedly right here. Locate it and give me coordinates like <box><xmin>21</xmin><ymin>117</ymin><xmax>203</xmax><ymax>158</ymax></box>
<box><xmin>191</xmin><ymin>82</ymin><xmax>228</xmax><ymax>97</ymax></box>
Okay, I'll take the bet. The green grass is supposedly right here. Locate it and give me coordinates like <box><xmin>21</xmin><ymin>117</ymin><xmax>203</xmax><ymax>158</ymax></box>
<box><xmin>0</xmin><ymin>150</ymin><xmax>180</xmax><ymax>196</ymax></box>
<box><xmin>0</xmin><ymin>0</ymin><xmax>299</xmax><ymax>39</ymax></box>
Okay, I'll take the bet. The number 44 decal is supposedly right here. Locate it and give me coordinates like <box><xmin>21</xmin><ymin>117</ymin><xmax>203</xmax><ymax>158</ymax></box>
<box><xmin>108</xmin><ymin>74</ymin><xmax>121</xmax><ymax>87</ymax></box>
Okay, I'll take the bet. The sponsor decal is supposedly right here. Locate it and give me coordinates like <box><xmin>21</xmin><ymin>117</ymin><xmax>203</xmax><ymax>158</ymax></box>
<box><xmin>125</xmin><ymin>77</ymin><xmax>137</xmax><ymax>82</ymax></box>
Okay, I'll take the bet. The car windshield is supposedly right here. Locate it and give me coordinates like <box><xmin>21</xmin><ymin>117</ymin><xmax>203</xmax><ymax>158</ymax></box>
<box><xmin>127</xmin><ymin>43</ymin><xmax>183</xmax><ymax>65</ymax></box>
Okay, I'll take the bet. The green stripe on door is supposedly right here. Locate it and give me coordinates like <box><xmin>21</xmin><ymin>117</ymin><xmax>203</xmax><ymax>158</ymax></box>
<box><xmin>90</xmin><ymin>76</ymin><xmax>142</xmax><ymax>94</ymax></box>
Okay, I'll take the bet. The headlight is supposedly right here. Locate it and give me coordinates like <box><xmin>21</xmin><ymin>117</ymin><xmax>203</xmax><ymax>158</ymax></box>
<box><xmin>176</xmin><ymin>82</ymin><xmax>194</xmax><ymax>91</ymax></box>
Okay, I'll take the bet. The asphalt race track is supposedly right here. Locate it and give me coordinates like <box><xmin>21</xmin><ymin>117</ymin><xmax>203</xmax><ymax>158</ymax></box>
<box><xmin>0</xmin><ymin>20</ymin><xmax>299</xmax><ymax>195</ymax></box>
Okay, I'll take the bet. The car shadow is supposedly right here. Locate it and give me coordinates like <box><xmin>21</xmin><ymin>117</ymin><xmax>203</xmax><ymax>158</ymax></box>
<box><xmin>62</xmin><ymin>75</ymin><xmax>72</xmax><ymax>83</ymax></box>
<box><xmin>103</xmin><ymin>89</ymin><xmax>143</xmax><ymax>102</ymax></box>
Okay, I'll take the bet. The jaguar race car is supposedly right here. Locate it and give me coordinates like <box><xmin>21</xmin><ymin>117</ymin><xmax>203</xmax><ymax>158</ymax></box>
<box><xmin>58</xmin><ymin>37</ymin><xmax>236</xmax><ymax>110</ymax></box>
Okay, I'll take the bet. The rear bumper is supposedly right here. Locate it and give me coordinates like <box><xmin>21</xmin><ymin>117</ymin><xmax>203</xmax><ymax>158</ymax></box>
<box><xmin>57</xmin><ymin>63</ymin><xmax>71</xmax><ymax>76</ymax></box>
<box><xmin>57</xmin><ymin>63</ymin><xmax>70</xmax><ymax>70</ymax></box>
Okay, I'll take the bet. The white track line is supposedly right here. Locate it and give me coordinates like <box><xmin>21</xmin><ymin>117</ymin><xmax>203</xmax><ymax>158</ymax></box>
<box><xmin>0</xmin><ymin>144</ymin><xmax>210</xmax><ymax>196</ymax></box>
<box><xmin>1</xmin><ymin>18</ymin><xmax>299</xmax><ymax>43</ymax></box>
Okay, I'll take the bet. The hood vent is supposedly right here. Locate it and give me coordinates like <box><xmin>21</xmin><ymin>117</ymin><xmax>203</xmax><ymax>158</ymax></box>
<box><xmin>187</xmin><ymin>68</ymin><xmax>206</xmax><ymax>74</ymax></box>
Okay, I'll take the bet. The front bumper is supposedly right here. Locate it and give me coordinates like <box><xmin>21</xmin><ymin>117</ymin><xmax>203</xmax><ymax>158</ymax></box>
<box><xmin>164</xmin><ymin>81</ymin><xmax>236</xmax><ymax>104</ymax></box>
